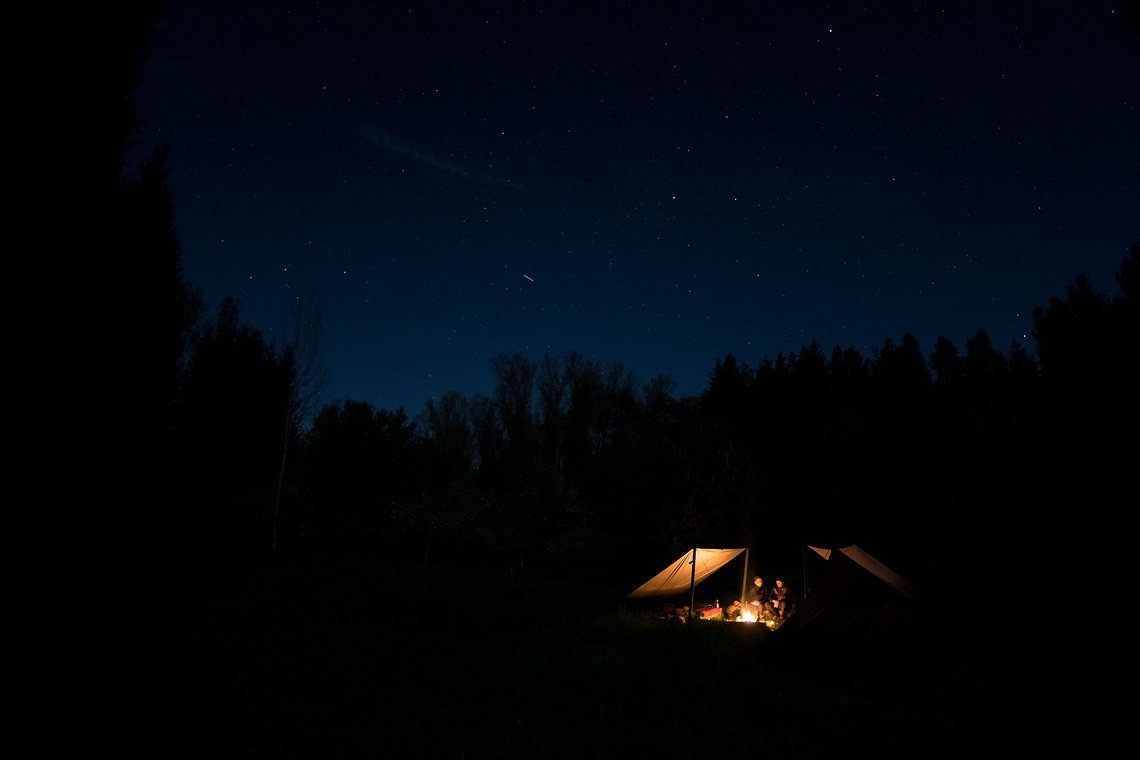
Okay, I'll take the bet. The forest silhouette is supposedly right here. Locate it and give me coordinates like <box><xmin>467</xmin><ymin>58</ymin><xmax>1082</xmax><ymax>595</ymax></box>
<box><xmin>108</xmin><ymin>3</ymin><xmax>1137</xmax><ymax>645</ymax></box>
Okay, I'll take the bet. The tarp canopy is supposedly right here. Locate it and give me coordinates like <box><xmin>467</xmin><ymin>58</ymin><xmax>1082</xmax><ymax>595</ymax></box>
<box><xmin>627</xmin><ymin>548</ymin><xmax>746</xmax><ymax>599</ymax></box>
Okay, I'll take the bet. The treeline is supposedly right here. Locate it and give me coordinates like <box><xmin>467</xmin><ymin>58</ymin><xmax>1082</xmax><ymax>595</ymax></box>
<box><xmin>158</xmin><ymin>243</ymin><xmax>1140</xmax><ymax>612</ymax></box>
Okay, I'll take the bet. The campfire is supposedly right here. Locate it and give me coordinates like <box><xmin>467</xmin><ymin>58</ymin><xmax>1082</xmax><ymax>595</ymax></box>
<box><xmin>735</xmin><ymin>606</ymin><xmax>780</xmax><ymax>629</ymax></box>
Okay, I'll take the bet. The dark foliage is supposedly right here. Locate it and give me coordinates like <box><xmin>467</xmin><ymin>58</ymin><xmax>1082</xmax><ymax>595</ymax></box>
<box><xmin>173</xmin><ymin>297</ymin><xmax>296</xmax><ymax>555</ymax></box>
<box><xmin>291</xmin><ymin>400</ymin><xmax>418</xmax><ymax>550</ymax></box>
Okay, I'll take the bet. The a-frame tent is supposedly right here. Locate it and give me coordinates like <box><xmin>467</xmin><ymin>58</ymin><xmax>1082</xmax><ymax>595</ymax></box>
<box><xmin>772</xmin><ymin>544</ymin><xmax>921</xmax><ymax>645</ymax></box>
<box><xmin>627</xmin><ymin>548</ymin><xmax>749</xmax><ymax>617</ymax></box>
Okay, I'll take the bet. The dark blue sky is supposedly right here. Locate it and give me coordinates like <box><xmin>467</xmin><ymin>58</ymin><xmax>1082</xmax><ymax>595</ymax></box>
<box><xmin>134</xmin><ymin>1</ymin><xmax>1139</xmax><ymax>415</ymax></box>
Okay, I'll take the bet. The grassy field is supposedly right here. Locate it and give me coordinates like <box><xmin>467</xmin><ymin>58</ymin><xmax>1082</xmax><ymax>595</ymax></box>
<box><xmin>123</xmin><ymin>548</ymin><xmax>1109</xmax><ymax>758</ymax></box>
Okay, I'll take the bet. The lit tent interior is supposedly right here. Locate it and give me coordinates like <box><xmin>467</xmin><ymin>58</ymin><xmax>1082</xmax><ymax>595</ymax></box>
<box><xmin>626</xmin><ymin>548</ymin><xmax>749</xmax><ymax>616</ymax></box>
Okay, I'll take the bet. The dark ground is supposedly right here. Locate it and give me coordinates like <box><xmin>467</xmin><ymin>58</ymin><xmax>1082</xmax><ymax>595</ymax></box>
<box><xmin>105</xmin><ymin>547</ymin><xmax>1122</xmax><ymax>758</ymax></box>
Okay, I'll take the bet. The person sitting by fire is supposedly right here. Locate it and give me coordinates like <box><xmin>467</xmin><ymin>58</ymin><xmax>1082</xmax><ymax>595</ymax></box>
<box><xmin>747</xmin><ymin>575</ymin><xmax>770</xmax><ymax>618</ymax></box>
<box><xmin>771</xmin><ymin>578</ymin><xmax>789</xmax><ymax>620</ymax></box>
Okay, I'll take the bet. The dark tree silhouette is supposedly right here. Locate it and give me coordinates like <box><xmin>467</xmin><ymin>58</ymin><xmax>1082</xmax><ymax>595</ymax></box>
<box><xmin>929</xmin><ymin>335</ymin><xmax>963</xmax><ymax>388</ymax></box>
<box><xmin>295</xmin><ymin>399</ymin><xmax>416</xmax><ymax>549</ymax></box>
<box><xmin>86</xmin><ymin>1</ymin><xmax>202</xmax><ymax>615</ymax></box>
<box><xmin>701</xmin><ymin>353</ymin><xmax>754</xmax><ymax>421</ymax></box>
<box><xmin>642</xmin><ymin>373</ymin><xmax>678</xmax><ymax>412</ymax></box>
<box><xmin>470</xmin><ymin>394</ymin><xmax>505</xmax><ymax>480</ymax></box>
<box><xmin>271</xmin><ymin>289</ymin><xmax>327</xmax><ymax>549</ymax></box>
<box><xmin>174</xmin><ymin>297</ymin><xmax>295</xmax><ymax>554</ymax></box>
<box><xmin>1024</xmin><ymin>248</ymin><xmax>1139</xmax><ymax>621</ymax></box>
<box><xmin>492</xmin><ymin>352</ymin><xmax>538</xmax><ymax>468</ymax></box>
<box><xmin>535</xmin><ymin>354</ymin><xmax>568</xmax><ymax>472</ymax></box>
<box><xmin>1032</xmin><ymin>274</ymin><xmax>1113</xmax><ymax>391</ymax></box>
<box><xmin>421</xmin><ymin>391</ymin><xmax>475</xmax><ymax>477</ymax></box>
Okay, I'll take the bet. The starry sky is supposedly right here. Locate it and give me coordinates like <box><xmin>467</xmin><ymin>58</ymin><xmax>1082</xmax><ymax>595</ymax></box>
<box><xmin>132</xmin><ymin>1</ymin><xmax>1140</xmax><ymax>416</ymax></box>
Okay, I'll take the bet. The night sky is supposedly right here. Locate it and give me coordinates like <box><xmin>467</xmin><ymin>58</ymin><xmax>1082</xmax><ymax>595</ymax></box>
<box><xmin>132</xmin><ymin>1</ymin><xmax>1139</xmax><ymax>416</ymax></box>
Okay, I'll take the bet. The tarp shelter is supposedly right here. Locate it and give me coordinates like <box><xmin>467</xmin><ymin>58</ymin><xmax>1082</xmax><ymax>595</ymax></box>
<box><xmin>773</xmin><ymin>544</ymin><xmax>920</xmax><ymax>645</ymax></box>
<box><xmin>627</xmin><ymin>548</ymin><xmax>747</xmax><ymax>600</ymax></box>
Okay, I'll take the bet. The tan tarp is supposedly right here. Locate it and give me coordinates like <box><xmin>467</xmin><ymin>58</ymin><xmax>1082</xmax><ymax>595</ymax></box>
<box><xmin>807</xmin><ymin>544</ymin><xmax>915</xmax><ymax>599</ymax></box>
<box><xmin>773</xmin><ymin>543</ymin><xmax>921</xmax><ymax>644</ymax></box>
<box><xmin>626</xmin><ymin>548</ymin><xmax>746</xmax><ymax>599</ymax></box>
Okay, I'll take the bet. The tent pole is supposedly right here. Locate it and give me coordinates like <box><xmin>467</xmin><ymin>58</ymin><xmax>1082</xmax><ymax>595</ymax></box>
<box><xmin>802</xmin><ymin>544</ymin><xmax>807</xmax><ymax>599</ymax></box>
<box><xmin>740</xmin><ymin>547</ymin><xmax>750</xmax><ymax>607</ymax></box>
<box><xmin>688</xmin><ymin>548</ymin><xmax>697</xmax><ymax>621</ymax></box>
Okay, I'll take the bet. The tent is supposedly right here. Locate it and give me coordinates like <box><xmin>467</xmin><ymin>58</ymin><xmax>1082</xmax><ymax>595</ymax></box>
<box><xmin>772</xmin><ymin>544</ymin><xmax>921</xmax><ymax>645</ymax></box>
<box><xmin>627</xmin><ymin>548</ymin><xmax>748</xmax><ymax>616</ymax></box>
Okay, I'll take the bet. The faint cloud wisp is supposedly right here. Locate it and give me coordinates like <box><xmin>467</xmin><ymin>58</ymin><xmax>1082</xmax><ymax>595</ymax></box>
<box><xmin>360</xmin><ymin>125</ymin><xmax>523</xmax><ymax>190</ymax></box>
